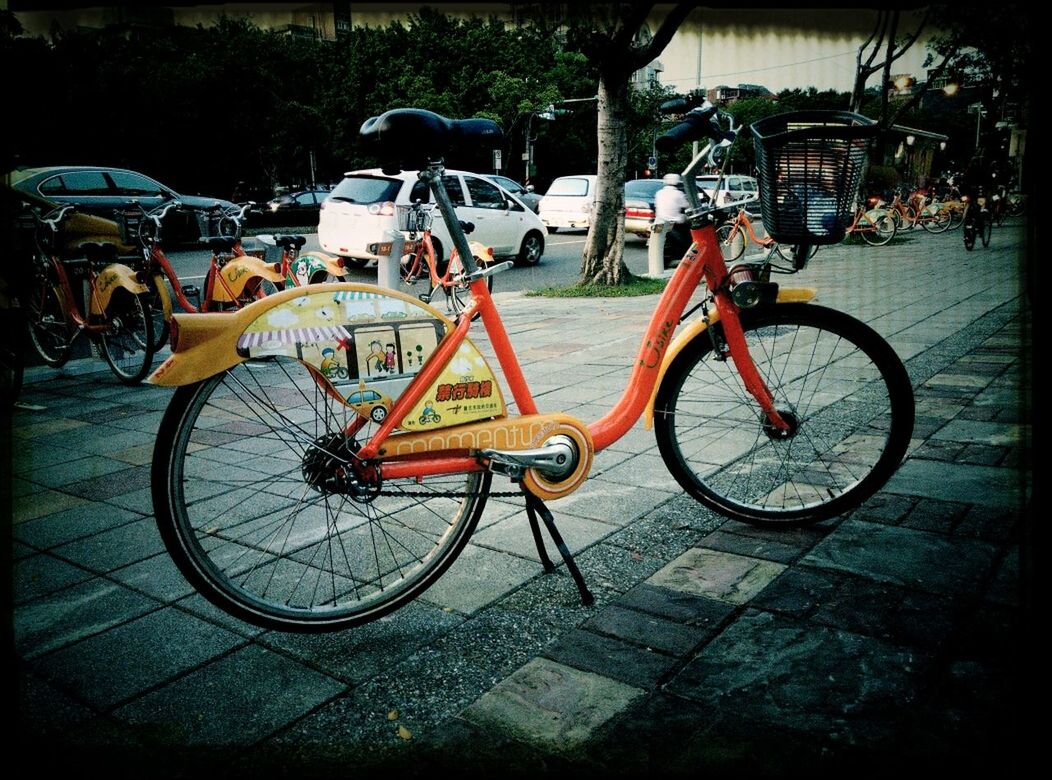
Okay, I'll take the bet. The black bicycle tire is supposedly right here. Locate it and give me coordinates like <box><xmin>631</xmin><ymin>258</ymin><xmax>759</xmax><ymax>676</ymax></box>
<box><xmin>99</xmin><ymin>291</ymin><xmax>155</xmax><ymax>384</ymax></box>
<box><xmin>152</xmin><ymin>358</ymin><xmax>491</xmax><ymax>631</ymax></box>
<box><xmin>654</xmin><ymin>303</ymin><xmax>914</xmax><ymax>526</ymax></box>
<box><xmin>25</xmin><ymin>273</ymin><xmax>72</xmax><ymax>367</ymax></box>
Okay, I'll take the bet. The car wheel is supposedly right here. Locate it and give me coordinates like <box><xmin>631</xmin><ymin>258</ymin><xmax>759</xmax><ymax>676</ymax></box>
<box><xmin>516</xmin><ymin>231</ymin><xmax>544</xmax><ymax>266</ymax></box>
<box><xmin>370</xmin><ymin>406</ymin><xmax>387</xmax><ymax>423</ymax></box>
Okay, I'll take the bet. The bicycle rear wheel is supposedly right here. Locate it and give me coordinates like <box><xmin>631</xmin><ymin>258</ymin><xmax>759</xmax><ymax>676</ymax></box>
<box><xmin>146</xmin><ymin>274</ymin><xmax>172</xmax><ymax>352</ymax></box>
<box><xmin>715</xmin><ymin>223</ymin><xmax>746</xmax><ymax>262</ymax></box>
<box><xmin>921</xmin><ymin>206</ymin><xmax>951</xmax><ymax>233</ymax></box>
<box><xmin>981</xmin><ymin>212</ymin><xmax>993</xmax><ymax>247</ymax></box>
<box><xmin>654</xmin><ymin>304</ymin><xmax>914</xmax><ymax>525</ymax></box>
<box><xmin>25</xmin><ymin>272</ymin><xmax>73</xmax><ymax>367</ymax></box>
<box><xmin>152</xmin><ymin>358</ymin><xmax>490</xmax><ymax>631</ymax></box>
<box><xmin>99</xmin><ymin>291</ymin><xmax>155</xmax><ymax>384</ymax></box>
<box><xmin>859</xmin><ymin>210</ymin><xmax>897</xmax><ymax>246</ymax></box>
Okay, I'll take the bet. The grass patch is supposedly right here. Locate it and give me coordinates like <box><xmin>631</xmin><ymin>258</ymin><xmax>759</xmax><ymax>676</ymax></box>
<box><xmin>527</xmin><ymin>276</ymin><xmax>669</xmax><ymax>298</ymax></box>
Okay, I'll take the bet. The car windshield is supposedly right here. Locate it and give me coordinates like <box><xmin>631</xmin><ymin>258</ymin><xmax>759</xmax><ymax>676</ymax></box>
<box><xmin>329</xmin><ymin>176</ymin><xmax>401</xmax><ymax>204</ymax></box>
<box><xmin>625</xmin><ymin>180</ymin><xmax>663</xmax><ymax>199</ymax></box>
<box><xmin>547</xmin><ymin>178</ymin><xmax>591</xmax><ymax>196</ymax></box>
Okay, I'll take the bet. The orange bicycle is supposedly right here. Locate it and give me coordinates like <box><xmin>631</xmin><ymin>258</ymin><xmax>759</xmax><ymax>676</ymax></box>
<box><xmin>715</xmin><ymin>206</ymin><xmax>817</xmax><ymax>263</ymax></box>
<box><xmin>844</xmin><ymin>198</ymin><xmax>897</xmax><ymax>245</ymax></box>
<box><xmin>24</xmin><ymin>205</ymin><xmax>155</xmax><ymax>384</ymax></box>
<box><xmin>398</xmin><ymin>199</ymin><xmax>493</xmax><ymax>318</ymax></box>
<box><xmin>149</xmin><ymin>106</ymin><xmax>914</xmax><ymax>631</ymax></box>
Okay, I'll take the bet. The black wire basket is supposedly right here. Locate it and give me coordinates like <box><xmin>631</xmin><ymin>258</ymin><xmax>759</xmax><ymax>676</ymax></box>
<box><xmin>751</xmin><ymin>111</ymin><xmax>878</xmax><ymax>245</ymax></box>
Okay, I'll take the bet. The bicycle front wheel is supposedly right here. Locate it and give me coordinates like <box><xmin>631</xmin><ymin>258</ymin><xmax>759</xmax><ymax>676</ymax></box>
<box><xmin>859</xmin><ymin>210</ymin><xmax>897</xmax><ymax>246</ymax></box>
<box><xmin>654</xmin><ymin>304</ymin><xmax>914</xmax><ymax>526</ymax></box>
<box><xmin>25</xmin><ymin>273</ymin><xmax>72</xmax><ymax>367</ymax></box>
<box><xmin>152</xmin><ymin>358</ymin><xmax>490</xmax><ymax>631</ymax></box>
<box><xmin>99</xmin><ymin>291</ymin><xmax>155</xmax><ymax>384</ymax></box>
<box><xmin>430</xmin><ymin>258</ymin><xmax>493</xmax><ymax>321</ymax></box>
<box><xmin>921</xmin><ymin>206</ymin><xmax>951</xmax><ymax>233</ymax></box>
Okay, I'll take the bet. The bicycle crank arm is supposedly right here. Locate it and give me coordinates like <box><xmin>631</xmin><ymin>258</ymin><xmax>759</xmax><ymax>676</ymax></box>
<box><xmin>480</xmin><ymin>434</ymin><xmax>578</xmax><ymax>480</ymax></box>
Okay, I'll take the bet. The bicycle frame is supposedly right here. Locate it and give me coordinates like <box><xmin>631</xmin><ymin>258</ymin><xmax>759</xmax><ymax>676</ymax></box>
<box><xmin>38</xmin><ymin>250</ymin><xmax>148</xmax><ymax>333</ymax></box>
<box><xmin>150</xmin><ymin>150</ymin><xmax>808</xmax><ymax>498</ymax></box>
<box><xmin>725</xmin><ymin>209</ymin><xmax>774</xmax><ymax>250</ymax></box>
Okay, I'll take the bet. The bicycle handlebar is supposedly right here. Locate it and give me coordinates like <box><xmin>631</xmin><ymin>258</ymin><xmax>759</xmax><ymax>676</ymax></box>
<box><xmin>37</xmin><ymin>204</ymin><xmax>76</xmax><ymax>232</ymax></box>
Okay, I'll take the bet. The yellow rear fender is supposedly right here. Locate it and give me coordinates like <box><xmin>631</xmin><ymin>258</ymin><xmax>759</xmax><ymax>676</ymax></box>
<box><xmin>210</xmin><ymin>255</ymin><xmax>285</xmax><ymax>303</ymax></box>
<box><xmin>89</xmin><ymin>263</ymin><xmax>149</xmax><ymax>315</ymax></box>
<box><xmin>149</xmin><ymin>283</ymin><xmax>455</xmax><ymax>388</ymax></box>
<box><xmin>642</xmin><ymin>288</ymin><xmax>818</xmax><ymax>429</ymax></box>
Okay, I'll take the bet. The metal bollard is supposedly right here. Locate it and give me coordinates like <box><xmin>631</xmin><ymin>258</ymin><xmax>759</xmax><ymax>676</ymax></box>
<box><xmin>375</xmin><ymin>228</ymin><xmax>405</xmax><ymax>290</ymax></box>
<box><xmin>648</xmin><ymin>220</ymin><xmax>671</xmax><ymax>276</ymax></box>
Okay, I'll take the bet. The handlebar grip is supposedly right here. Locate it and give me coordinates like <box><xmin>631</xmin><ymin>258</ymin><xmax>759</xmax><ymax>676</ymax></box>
<box><xmin>655</xmin><ymin>106</ymin><xmax>722</xmax><ymax>153</ymax></box>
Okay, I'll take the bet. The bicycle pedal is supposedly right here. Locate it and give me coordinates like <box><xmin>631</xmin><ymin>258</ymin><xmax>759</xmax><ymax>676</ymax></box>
<box><xmin>418</xmin><ymin>293</ymin><xmax>431</xmax><ymax>304</ymax></box>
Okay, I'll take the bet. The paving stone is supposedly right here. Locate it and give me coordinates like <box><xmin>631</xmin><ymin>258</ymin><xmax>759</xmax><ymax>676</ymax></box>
<box><xmin>931</xmin><ymin>419</ymin><xmax>1026</xmax><ymax>447</ymax></box>
<box><xmin>472</xmin><ymin>509</ymin><xmax>617</xmax><ymax>560</ymax></box>
<box><xmin>63</xmin><ymin>464</ymin><xmax>153</xmax><ymax>500</ymax></box>
<box><xmin>541</xmin><ymin>627</ymin><xmax>680</xmax><ymax>690</ymax></box>
<box><xmin>260</xmin><ymin>601</ymin><xmax>464</xmax><ymax>685</ymax></box>
<box><xmin>751</xmin><ymin>566</ymin><xmax>842</xmax><ymax>618</ymax></box>
<box><xmin>15</xmin><ymin>579</ymin><xmax>160</xmax><ymax>659</ymax></box>
<box><xmin>985</xmin><ymin>547</ymin><xmax>1020</xmax><ymax>607</ymax></box>
<box><xmin>849</xmin><ymin>492</ymin><xmax>918</xmax><ymax>525</ymax></box>
<box><xmin>646</xmin><ymin>547</ymin><xmax>786</xmax><ymax>605</ymax></box>
<box><xmin>11</xmin><ymin>489</ymin><xmax>92</xmax><ymax>523</ymax></box>
<box><xmin>108</xmin><ymin>552</ymin><xmax>198</xmax><ymax>602</ymax></box>
<box><xmin>417</xmin><ymin>543</ymin><xmax>542</xmax><ymax>615</ymax></box>
<box><xmin>583</xmin><ymin>604</ymin><xmax>715</xmax><ymax>656</ymax></box>
<box><xmin>460</xmin><ymin>657</ymin><xmax>644</xmax><ymax>754</ymax></box>
<box><xmin>954</xmin><ymin>504</ymin><xmax>1019</xmax><ymax>542</ymax></box>
<box><xmin>17</xmin><ymin>670</ymin><xmax>97</xmax><ymax>741</ymax></box>
<box><xmin>32</xmin><ymin>608</ymin><xmax>245</xmax><ymax>709</ymax></box>
<box><xmin>668</xmin><ymin>610</ymin><xmax>931</xmax><ymax>744</ymax></box>
<box><xmin>51</xmin><ymin>516</ymin><xmax>166</xmax><ymax>573</ymax></box>
<box><xmin>699</xmin><ymin>527</ymin><xmax>804</xmax><ymax>563</ymax></box>
<box><xmin>553</xmin><ymin>478</ymin><xmax>677</xmax><ymax>527</ymax></box>
<box><xmin>19</xmin><ymin>454</ymin><xmax>132</xmax><ymax>488</ymax></box>
<box><xmin>13</xmin><ymin>503</ymin><xmax>146</xmax><ymax>550</ymax></box>
<box><xmin>173</xmin><ymin>593</ymin><xmax>268</xmax><ymax>638</ymax></box>
<box><xmin>114</xmin><ymin>644</ymin><xmax>345</xmax><ymax>746</ymax></box>
<box><xmin>885</xmin><ymin>460</ymin><xmax>1023</xmax><ymax>508</ymax></box>
<box><xmin>901</xmin><ymin>497</ymin><xmax>970</xmax><ymax>533</ymax></box>
<box><xmin>13</xmin><ymin>553</ymin><xmax>94</xmax><ymax>604</ymax></box>
<box><xmin>616</xmin><ymin>582</ymin><xmax>736</xmax><ymax>628</ymax></box>
<box><xmin>803</xmin><ymin>519</ymin><xmax>998</xmax><ymax>595</ymax></box>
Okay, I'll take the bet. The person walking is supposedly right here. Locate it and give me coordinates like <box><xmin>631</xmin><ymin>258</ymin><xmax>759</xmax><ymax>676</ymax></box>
<box><xmin>654</xmin><ymin>173</ymin><xmax>691</xmax><ymax>267</ymax></box>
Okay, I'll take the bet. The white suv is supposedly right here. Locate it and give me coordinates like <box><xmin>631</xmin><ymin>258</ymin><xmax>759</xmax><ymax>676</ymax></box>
<box><xmin>319</xmin><ymin>169</ymin><xmax>546</xmax><ymax>267</ymax></box>
<box><xmin>696</xmin><ymin>174</ymin><xmax>760</xmax><ymax>207</ymax></box>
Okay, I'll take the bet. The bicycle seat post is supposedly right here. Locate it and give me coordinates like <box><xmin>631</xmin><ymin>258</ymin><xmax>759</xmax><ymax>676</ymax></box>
<box><xmin>419</xmin><ymin>162</ymin><xmax>479</xmax><ymax>277</ymax></box>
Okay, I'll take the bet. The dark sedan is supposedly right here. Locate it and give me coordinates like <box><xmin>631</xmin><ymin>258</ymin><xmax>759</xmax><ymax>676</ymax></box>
<box><xmin>257</xmin><ymin>188</ymin><xmax>332</xmax><ymax>226</ymax></box>
<box><xmin>7</xmin><ymin>166</ymin><xmax>237</xmax><ymax>243</ymax></box>
<box><xmin>624</xmin><ymin>178</ymin><xmax>664</xmax><ymax>237</ymax></box>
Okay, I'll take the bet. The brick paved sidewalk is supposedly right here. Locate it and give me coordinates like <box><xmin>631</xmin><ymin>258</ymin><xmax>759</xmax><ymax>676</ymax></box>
<box><xmin>8</xmin><ymin>225</ymin><xmax>1031</xmax><ymax>776</ymax></box>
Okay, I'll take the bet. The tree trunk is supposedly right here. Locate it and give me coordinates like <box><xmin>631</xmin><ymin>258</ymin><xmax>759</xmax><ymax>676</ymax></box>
<box><xmin>580</xmin><ymin>73</ymin><xmax>630</xmax><ymax>285</ymax></box>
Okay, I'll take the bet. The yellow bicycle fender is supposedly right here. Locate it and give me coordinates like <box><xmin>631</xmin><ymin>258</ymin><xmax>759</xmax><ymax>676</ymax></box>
<box><xmin>89</xmin><ymin>263</ymin><xmax>149</xmax><ymax>315</ymax></box>
<box><xmin>210</xmin><ymin>256</ymin><xmax>285</xmax><ymax>303</ymax></box>
<box><xmin>299</xmin><ymin>251</ymin><xmax>347</xmax><ymax>280</ymax></box>
<box><xmin>148</xmin><ymin>283</ymin><xmax>458</xmax><ymax>389</ymax></box>
<box><xmin>642</xmin><ymin>288</ymin><xmax>818</xmax><ymax>429</ymax></box>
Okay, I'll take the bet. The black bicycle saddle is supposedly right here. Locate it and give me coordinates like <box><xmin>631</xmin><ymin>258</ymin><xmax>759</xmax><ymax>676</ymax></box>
<box><xmin>359</xmin><ymin>108</ymin><xmax>503</xmax><ymax>174</ymax></box>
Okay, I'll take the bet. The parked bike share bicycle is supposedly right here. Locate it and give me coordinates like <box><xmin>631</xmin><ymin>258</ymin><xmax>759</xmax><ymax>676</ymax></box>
<box><xmin>125</xmin><ymin>200</ymin><xmax>285</xmax><ymax>349</ymax></box>
<box><xmin>715</xmin><ymin>206</ymin><xmax>817</xmax><ymax>264</ymax></box>
<box><xmin>149</xmin><ymin>105</ymin><xmax>914</xmax><ymax>631</ymax></box>
<box><xmin>398</xmin><ymin>198</ymin><xmax>494</xmax><ymax>318</ymax></box>
<box><xmin>24</xmin><ymin>205</ymin><xmax>155</xmax><ymax>384</ymax></box>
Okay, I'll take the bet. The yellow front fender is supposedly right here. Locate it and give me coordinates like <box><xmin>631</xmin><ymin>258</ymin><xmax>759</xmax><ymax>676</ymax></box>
<box><xmin>642</xmin><ymin>288</ymin><xmax>818</xmax><ymax>429</ymax></box>
<box><xmin>89</xmin><ymin>263</ymin><xmax>149</xmax><ymax>315</ymax></box>
<box><xmin>210</xmin><ymin>255</ymin><xmax>286</xmax><ymax>303</ymax></box>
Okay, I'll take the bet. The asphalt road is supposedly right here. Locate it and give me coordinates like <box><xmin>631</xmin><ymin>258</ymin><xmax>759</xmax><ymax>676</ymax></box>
<box><xmin>163</xmin><ymin>228</ymin><xmax>655</xmax><ymax>297</ymax></box>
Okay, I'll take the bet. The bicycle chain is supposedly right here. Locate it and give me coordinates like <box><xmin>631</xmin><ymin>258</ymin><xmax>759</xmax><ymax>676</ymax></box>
<box><xmin>380</xmin><ymin>488</ymin><xmax>524</xmax><ymax>499</ymax></box>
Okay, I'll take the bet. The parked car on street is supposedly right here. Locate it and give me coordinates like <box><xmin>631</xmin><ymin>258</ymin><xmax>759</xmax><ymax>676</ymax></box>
<box><xmin>538</xmin><ymin>174</ymin><xmax>597</xmax><ymax>233</ymax></box>
<box><xmin>7</xmin><ymin>166</ymin><xmax>237</xmax><ymax>243</ymax></box>
<box><xmin>696</xmin><ymin>174</ymin><xmax>760</xmax><ymax>208</ymax></box>
<box><xmin>483</xmin><ymin>174</ymin><xmax>541</xmax><ymax>213</ymax></box>
<box><xmin>624</xmin><ymin>178</ymin><xmax>664</xmax><ymax>237</ymax></box>
<box><xmin>318</xmin><ymin>168</ymin><xmax>546</xmax><ymax>267</ymax></box>
<box><xmin>257</xmin><ymin>188</ymin><xmax>331</xmax><ymax>226</ymax></box>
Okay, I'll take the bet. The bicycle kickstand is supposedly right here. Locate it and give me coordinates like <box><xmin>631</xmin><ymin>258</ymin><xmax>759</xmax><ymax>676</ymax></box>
<box><xmin>521</xmin><ymin>486</ymin><xmax>595</xmax><ymax>606</ymax></box>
